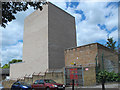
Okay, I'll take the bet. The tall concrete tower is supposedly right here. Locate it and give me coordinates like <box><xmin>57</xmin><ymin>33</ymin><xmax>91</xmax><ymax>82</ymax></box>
<box><xmin>10</xmin><ymin>2</ymin><xmax>76</xmax><ymax>79</ymax></box>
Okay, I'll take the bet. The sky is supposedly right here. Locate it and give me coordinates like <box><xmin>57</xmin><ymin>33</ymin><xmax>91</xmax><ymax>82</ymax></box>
<box><xmin>0</xmin><ymin>1</ymin><xmax>119</xmax><ymax>66</ymax></box>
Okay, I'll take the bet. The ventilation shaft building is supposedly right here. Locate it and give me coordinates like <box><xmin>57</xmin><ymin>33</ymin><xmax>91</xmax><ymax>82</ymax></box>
<box><xmin>10</xmin><ymin>2</ymin><xmax>76</xmax><ymax>79</ymax></box>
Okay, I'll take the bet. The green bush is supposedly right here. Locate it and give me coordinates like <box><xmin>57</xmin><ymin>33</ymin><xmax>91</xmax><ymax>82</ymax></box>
<box><xmin>2</xmin><ymin>64</ymin><xmax>9</xmax><ymax>69</ymax></box>
<box><xmin>96</xmin><ymin>70</ymin><xmax>119</xmax><ymax>83</ymax></box>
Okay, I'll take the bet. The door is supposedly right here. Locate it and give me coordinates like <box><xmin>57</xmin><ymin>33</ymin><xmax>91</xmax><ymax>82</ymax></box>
<box><xmin>65</xmin><ymin>67</ymin><xmax>83</xmax><ymax>86</ymax></box>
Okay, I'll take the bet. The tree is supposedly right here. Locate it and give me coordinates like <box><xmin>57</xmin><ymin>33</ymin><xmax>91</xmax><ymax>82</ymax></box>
<box><xmin>117</xmin><ymin>44</ymin><xmax>120</xmax><ymax>53</ymax></box>
<box><xmin>9</xmin><ymin>59</ymin><xmax>22</xmax><ymax>64</ymax></box>
<box><xmin>2</xmin><ymin>1</ymin><xmax>47</xmax><ymax>28</ymax></box>
<box><xmin>2</xmin><ymin>64</ymin><xmax>9</xmax><ymax>69</ymax></box>
<box><xmin>2</xmin><ymin>59</ymin><xmax>22</xmax><ymax>69</ymax></box>
<box><xmin>106</xmin><ymin>37</ymin><xmax>116</xmax><ymax>51</ymax></box>
<box><xmin>96</xmin><ymin>70</ymin><xmax>108</xmax><ymax>90</ymax></box>
<box><xmin>96</xmin><ymin>70</ymin><xmax>120</xmax><ymax>90</ymax></box>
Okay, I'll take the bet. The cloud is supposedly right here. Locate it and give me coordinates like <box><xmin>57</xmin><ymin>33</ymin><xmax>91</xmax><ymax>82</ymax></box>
<box><xmin>74</xmin><ymin>2</ymin><xmax>118</xmax><ymax>46</ymax></box>
<box><xmin>2</xmin><ymin>6</ymin><xmax>35</xmax><ymax>48</ymax></box>
<box><xmin>50</xmin><ymin>1</ymin><xmax>118</xmax><ymax>47</ymax></box>
<box><xmin>109</xmin><ymin>30</ymin><xmax>118</xmax><ymax>41</ymax></box>
<box><xmin>104</xmin><ymin>3</ymin><xmax>118</xmax><ymax>31</ymax></box>
<box><xmin>52</xmin><ymin>1</ymin><xmax>118</xmax><ymax>46</ymax></box>
<box><xmin>1</xmin><ymin>1</ymin><xmax>118</xmax><ymax>65</ymax></box>
<box><xmin>76</xmin><ymin>20</ymin><xmax>108</xmax><ymax>46</ymax></box>
<box><xmin>2</xmin><ymin>22</ymin><xmax>23</xmax><ymax>48</ymax></box>
<box><xmin>1</xmin><ymin>7</ymin><xmax>35</xmax><ymax>65</ymax></box>
<box><xmin>2</xmin><ymin>42</ymin><xmax>23</xmax><ymax>66</ymax></box>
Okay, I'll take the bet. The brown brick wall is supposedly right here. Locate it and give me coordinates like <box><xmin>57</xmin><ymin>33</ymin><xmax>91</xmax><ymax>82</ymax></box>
<box><xmin>65</xmin><ymin>43</ymin><xmax>98</xmax><ymax>67</ymax></box>
<box><xmin>64</xmin><ymin>43</ymin><xmax>118</xmax><ymax>86</ymax></box>
<box><xmin>97</xmin><ymin>44</ymin><xmax>118</xmax><ymax>73</ymax></box>
<box><xmin>65</xmin><ymin>43</ymin><xmax>118</xmax><ymax>73</ymax></box>
<box><xmin>83</xmin><ymin>66</ymin><xmax>96</xmax><ymax>86</ymax></box>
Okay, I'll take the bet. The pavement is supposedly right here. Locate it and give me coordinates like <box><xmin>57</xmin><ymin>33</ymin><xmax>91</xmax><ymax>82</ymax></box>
<box><xmin>65</xmin><ymin>83</ymin><xmax>119</xmax><ymax>90</ymax></box>
<box><xmin>0</xmin><ymin>84</ymin><xmax>3</xmax><ymax>89</ymax></box>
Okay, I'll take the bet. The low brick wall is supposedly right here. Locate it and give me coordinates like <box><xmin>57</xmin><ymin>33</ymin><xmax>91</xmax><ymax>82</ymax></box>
<box><xmin>32</xmin><ymin>74</ymin><xmax>45</xmax><ymax>83</ymax></box>
<box><xmin>3</xmin><ymin>67</ymin><xmax>96</xmax><ymax>88</ymax></box>
<box><xmin>2</xmin><ymin>80</ymin><xmax>16</xmax><ymax>88</ymax></box>
<box><xmin>24</xmin><ymin>77</ymin><xmax>33</xmax><ymax>84</ymax></box>
<box><xmin>45</xmin><ymin>72</ymin><xmax>64</xmax><ymax>84</ymax></box>
<box><xmin>32</xmin><ymin>72</ymin><xmax>64</xmax><ymax>84</ymax></box>
<box><xmin>2</xmin><ymin>71</ymin><xmax>64</xmax><ymax>88</ymax></box>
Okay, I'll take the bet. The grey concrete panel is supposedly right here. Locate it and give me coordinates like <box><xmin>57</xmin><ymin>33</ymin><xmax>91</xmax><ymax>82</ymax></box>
<box><xmin>48</xmin><ymin>2</ymin><xmax>77</xmax><ymax>69</ymax></box>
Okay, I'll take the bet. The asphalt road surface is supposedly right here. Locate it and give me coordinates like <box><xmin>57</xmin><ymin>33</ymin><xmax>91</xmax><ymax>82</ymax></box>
<box><xmin>1</xmin><ymin>83</ymin><xmax>119</xmax><ymax>90</ymax></box>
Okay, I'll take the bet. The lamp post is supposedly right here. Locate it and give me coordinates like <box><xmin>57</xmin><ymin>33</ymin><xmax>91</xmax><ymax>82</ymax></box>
<box><xmin>72</xmin><ymin>79</ymin><xmax>74</xmax><ymax>90</ymax></box>
<box><xmin>102</xmin><ymin>53</ymin><xmax>105</xmax><ymax>90</ymax></box>
<box><xmin>72</xmin><ymin>69</ymin><xmax>75</xmax><ymax>90</ymax></box>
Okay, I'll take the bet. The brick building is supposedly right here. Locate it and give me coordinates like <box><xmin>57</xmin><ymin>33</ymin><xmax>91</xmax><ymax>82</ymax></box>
<box><xmin>64</xmin><ymin>43</ymin><xmax>118</xmax><ymax>73</ymax></box>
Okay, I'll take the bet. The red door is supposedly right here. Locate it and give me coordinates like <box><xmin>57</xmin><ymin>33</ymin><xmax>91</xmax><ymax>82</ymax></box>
<box><xmin>69</xmin><ymin>68</ymin><xmax>78</xmax><ymax>85</ymax></box>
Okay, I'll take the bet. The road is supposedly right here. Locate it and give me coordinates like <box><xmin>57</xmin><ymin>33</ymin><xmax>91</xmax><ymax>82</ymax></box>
<box><xmin>1</xmin><ymin>83</ymin><xmax>119</xmax><ymax>90</ymax></box>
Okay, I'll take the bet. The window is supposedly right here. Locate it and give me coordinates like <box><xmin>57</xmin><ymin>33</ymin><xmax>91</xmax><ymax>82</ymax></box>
<box><xmin>14</xmin><ymin>82</ymin><xmax>20</xmax><ymax>85</ymax></box>
<box><xmin>44</xmin><ymin>80</ymin><xmax>56</xmax><ymax>83</ymax></box>
<box><xmin>39</xmin><ymin>80</ymin><xmax>44</xmax><ymax>84</ymax></box>
<box><xmin>34</xmin><ymin>80</ymin><xmax>39</xmax><ymax>84</ymax></box>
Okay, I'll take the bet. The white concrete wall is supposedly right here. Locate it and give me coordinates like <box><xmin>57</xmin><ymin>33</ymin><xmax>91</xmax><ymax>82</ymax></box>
<box><xmin>10</xmin><ymin>4</ymin><xmax>48</xmax><ymax>79</ymax></box>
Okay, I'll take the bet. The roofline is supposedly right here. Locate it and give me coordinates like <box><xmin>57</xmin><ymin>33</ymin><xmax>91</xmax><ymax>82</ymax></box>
<box><xmin>25</xmin><ymin>2</ymin><xmax>75</xmax><ymax>22</ymax></box>
<box><xmin>48</xmin><ymin>2</ymin><xmax>75</xmax><ymax>18</ymax></box>
<box><xmin>65</xmin><ymin>43</ymin><xmax>98</xmax><ymax>50</ymax></box>
<box><xmin>97</xmin><ymin>43</ymin><xmax>118</xmax><ymax>54</ymax></box>
<box><xmin>65</xmin><ymin>42</ymin><xmax>118</xmax><ymax>54</ymax></box>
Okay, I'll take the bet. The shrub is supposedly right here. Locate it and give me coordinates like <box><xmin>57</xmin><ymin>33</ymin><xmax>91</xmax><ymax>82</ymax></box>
<box><xmin>96</xmin><ymin>70</ymin><xmax>119</xmax><ymax>83</ymax></box>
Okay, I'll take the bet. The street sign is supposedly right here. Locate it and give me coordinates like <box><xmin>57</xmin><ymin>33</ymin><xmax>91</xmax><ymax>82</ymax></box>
<box><xmin>85</xmin><ymin>68</ymin><xmax>89</xmax><ymax>71</ymax></box>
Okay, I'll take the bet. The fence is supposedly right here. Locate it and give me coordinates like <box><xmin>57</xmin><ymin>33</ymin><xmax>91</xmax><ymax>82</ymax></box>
<box><xmin>64</xmin><ymin>66</ymin><xmax>83</xmax><ymax>86</ymax></box>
